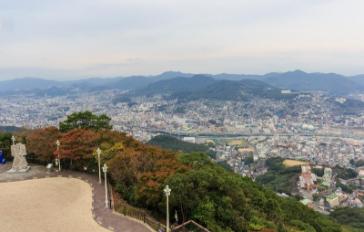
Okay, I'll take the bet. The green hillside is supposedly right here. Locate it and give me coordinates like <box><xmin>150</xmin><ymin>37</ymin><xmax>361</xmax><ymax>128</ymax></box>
<box><xmin>331</xmin><ymin>208</ymin><xmax>364</xmax><ymax>231</ymax></box>
<box><xmin>176</xmin><ymin>79</ymin><xmax>296</xmax><ymax>101</ymax></box>
<box><xmin>134</xmin><ymin>76</ymin><xmax>297</xmax><ymax>102</ymax></box>
<box><xmin>148</xmin><ymin>134</ymin><xmax>216</xmax><ymax>157</ymax></box>
<box><xmin>256</xmin><ymin>158</ymin><xmax>300</xmax><ymax>195</ymax></box>
<box><xmin>166</xmin><ymin>153</ymin><xmax>340</xmax><ymax>232</ymax></box>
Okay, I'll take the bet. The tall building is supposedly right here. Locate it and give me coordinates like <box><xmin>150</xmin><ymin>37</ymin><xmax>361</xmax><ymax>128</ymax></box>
<box><xmin>322</xmin><ymin>167</ymin><xmax>333</xmax><ymax>187</ymax></box>
<box><xmin>299</xmin><ymin>165</ymin><xmax>317</xmax><ymax>191</ymax></box>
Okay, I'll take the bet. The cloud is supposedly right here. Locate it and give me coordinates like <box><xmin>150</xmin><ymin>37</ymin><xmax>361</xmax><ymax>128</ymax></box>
<box><xmin>0</xmin><ymin>0</ymin><xmax>363</xmax><ymax>79</ymax></box>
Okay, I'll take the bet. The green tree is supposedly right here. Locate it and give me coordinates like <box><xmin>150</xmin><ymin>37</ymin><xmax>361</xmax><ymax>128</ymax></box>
<box><xmin>0</xmin><ymin>132</ymin><xmax>12</xmax><ymax>160</ymax></box>
<box><xmin>59</xmin><ymin>111</ymin><xmax>112</xmax><ymax>132</ymax></box>
<box><xmin>331</xmin><ymin>208</ymin><xmax>364</xmax><ymax>230</ymax></box>
<box><xmin>166</xmin><ymin>153</ymin><xmax>250</xmax><ymax>231</ymax></box>
<box><xmin>166</xmin><ymin>153</ymin><xmax>340</xmax><ymax>232</ymax></box>
<box><xmin>148</xmin><ymin>135</ymin><xmax>216</xmax><ymax>158</ymax></box>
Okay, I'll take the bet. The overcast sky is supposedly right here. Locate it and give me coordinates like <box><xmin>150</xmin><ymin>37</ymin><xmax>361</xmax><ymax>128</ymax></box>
<box><xmin>0</xmin><ymin>0</ymin><xmax>363</xmax><ymax>80</ymax></box>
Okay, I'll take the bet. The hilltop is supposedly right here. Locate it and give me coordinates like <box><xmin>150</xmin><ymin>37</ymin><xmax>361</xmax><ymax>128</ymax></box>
<box><xmin>130</xmin><ymin>76</ymin><xmax>296</xmax><ymax>102</ymax></box>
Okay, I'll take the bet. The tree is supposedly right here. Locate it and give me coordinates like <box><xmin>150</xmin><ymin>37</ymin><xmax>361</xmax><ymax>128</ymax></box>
<box><xmin>164</xmin><ymin>153</ymin><xmax>251</xmax><ymax>231</ymax></box>
<box><xmin>59</xmin><ymin>111</ymin><xmax>112</xmax><ymax>132</ymax></box>
<box><xmin>26</xmin><ymin>127</ymin><xmax>60</xmax><ymax>163</ymax></box>
<box><xmin>108</xmin><ymin>142</ymin><xmax>186</xmax><ymax>209</ymax></box>
<box><xmin>148</xmin><ymin>135</ymin><xmax>215</xmax><ymax>157</ymax></box>
<box><xmin>334</xmin><ymin>165</ymin><xmax>358</xmax><ymax>179</ymax></box>
<box><xmin>0</xmin><ymin>132</ymin><xmax>12</xmax><ymax>160</ymax></box>
<box><xmin>165</xmin><ymin>153</ymin><xmax>340</xmax><ymax>232</ymax></box>
<box><xmin>331</xmin><ymin>208</ymin><xmax>364</xmax><ymax>230</ymax></box>
<box><xmin>277</xmin><ymin>223</ymin><xmax>287</xmax><ymax>232</ymax></box>
<box><xmin>59</xmin><ymin>128</ymin><xmax>100</xmax><ymax>170</ymax></box>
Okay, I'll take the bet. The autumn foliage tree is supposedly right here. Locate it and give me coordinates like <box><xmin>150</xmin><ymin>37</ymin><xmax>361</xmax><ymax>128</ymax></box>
<box><xmin>26</xmin><ymin>127</ymin><xmax>60</xmax><ymax>163</ymax></box>
<box><xmin>107</xmin><ymin>138</ymin><xmax>187</xmax><ymax>209</ymax></box>
<box><xmin>59</xmin><ymin>128</ymin><xmax>100</xmax><ymax>170</ymax></box>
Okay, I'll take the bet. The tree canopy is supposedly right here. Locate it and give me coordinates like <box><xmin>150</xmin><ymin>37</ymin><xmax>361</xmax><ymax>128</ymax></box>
<box><xmin>148</xmin><ymin>135</ymin><xmax>215</xmax><ymax>157</ymax></box>
<box><xmin>331</xmin><ymin>208</ymin><xmax>364</xmax><ymax>231</ymax></box>
<box><xmin>59</xmin><ymin>111</ymin><xmax>112</xmax><ymax>132</ymax></box>
<box><xmin>256</xmin><ymin>157</ymin><xmax>301</xmax><ymax>194</ymax></box>
<box><xmin>166</xmin><ymin>153</ymin><xmax>340</xmax><ymax>232</ymax></box>
<box><xmin>26</xmin><ymin>127</ymin><xmax>60</xmax><ymax>163</ymax></box>
<box><xmin>0</xmin><ymin>132</ymin><xmax>12</xmax><ymax>159</ymax></box>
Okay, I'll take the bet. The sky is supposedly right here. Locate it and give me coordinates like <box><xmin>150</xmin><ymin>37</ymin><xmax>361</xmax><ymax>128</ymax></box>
<box><xmin>0</xmin><ymin>0</ymin><xmax>364</xmax><ymax>80</ymax></box>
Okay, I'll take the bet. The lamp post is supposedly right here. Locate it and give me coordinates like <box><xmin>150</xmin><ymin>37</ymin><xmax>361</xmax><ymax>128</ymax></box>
<box><xmin>96</xmin><ymin>147</ymin><xmax>102</xmax><ymax>184</ymax></box>
<box><xmin>56</xmin><ymin>139</ymin><xmax>61</xmax><ymax>172</ymax></box>
<box><xmin>102</xmin><ymin>163</ymin><xmax>109</xmax><ymax>208</ymax></box>
<box><xmin>11</xmin><ymin>135</ymin><xmax>15</xmax><ymax>145</ymax></box>
<box><xmin>164</xmin><ymin>185</ymin><xmax>171</xmax><ymax>232</ymax></box>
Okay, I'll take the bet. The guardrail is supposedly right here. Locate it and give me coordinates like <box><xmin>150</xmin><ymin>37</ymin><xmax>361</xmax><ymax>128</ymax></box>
<box><xmin>113</xmin><ymin>191</ymin><xmax>166</xmax><ymax>232</ymax></box>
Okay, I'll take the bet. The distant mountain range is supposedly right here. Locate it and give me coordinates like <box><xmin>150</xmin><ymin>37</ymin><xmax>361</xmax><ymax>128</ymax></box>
<box><xmin>263</xmin><ymin>70</ymin><xmax>362</xmax><ymax>95</ymax></box>
<box><xmin>1</xmin><ymin>70</ymin><xmax>364</xmax><ymax>97</ymax></box>
<box><xmin>132</xmin><ymin>76</ymin><xmax>296</xmax><ymax>101</ymax></box>
<box><xmin>0</xmin><ymin>126</ymin><xmax>23</xmax><ymax>132</ymax></box>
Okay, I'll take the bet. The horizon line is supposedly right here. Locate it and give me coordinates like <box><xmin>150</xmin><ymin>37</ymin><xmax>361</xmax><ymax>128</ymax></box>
<box><xmin>1</xmin><ymin>69</ymin><xmax>363</xmax><ymax>82</ymax></box>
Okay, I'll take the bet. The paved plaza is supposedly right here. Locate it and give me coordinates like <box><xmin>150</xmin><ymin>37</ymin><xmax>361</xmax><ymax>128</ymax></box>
<box><xmin>0</xmin><ymin>163</ymin><xmax>152</xmax><ymax>232</ymax></box>
<box><xmin>0</xmin><ymin>177</ymin><xmax>110</xmax><ymax>232</ymax></box>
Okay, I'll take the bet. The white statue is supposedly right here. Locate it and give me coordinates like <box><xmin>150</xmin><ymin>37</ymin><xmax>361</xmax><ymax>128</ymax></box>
<box><xmin>7</xmin><ymin>142</ymin><xmax>31</xmax><ymax>173</ymax></box>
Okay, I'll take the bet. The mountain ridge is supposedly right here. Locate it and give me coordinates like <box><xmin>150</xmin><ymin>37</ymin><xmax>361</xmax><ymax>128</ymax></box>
<box><xmin>129</xmin><ymin>76</ymin><xmax>297</xmax><ymax>102</ymax></box>
<box><xmin>1</xmin><ymin>70</ymin><xmax>364</xmax><ymax>95</ymax></box>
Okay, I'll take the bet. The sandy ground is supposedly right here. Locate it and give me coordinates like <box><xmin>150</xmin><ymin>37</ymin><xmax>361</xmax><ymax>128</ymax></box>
<box><xmin>0</xmin><ymin>177</ymin><xmax>111</xmax><ymax>232</ymax></box>
<box><xmin>283</xmin><ymin>159</ymin><xmax>309</xmax><ymax>167</ymax></box>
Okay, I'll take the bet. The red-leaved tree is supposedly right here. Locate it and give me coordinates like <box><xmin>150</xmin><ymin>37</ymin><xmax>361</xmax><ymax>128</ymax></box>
<box><xmin>59</xmin><ymin>128</ymin><xmax>100</xmax><ymax>170</ymax></box>
<box><xmin>26</xmin><ymin>127</ymin><xmax>60</xmax><ymax>163</ymax></box>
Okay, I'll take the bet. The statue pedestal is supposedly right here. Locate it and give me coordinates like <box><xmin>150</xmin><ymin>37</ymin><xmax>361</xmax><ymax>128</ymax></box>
<box><xmin>18</xmin><ymin>166</ymin><xmax>31</xmax><ymax>172</ymax></box>
<box><xmin>7</xmin><ymin>166</ymin><xmax>31</xmax><ymax>173</ymax></box>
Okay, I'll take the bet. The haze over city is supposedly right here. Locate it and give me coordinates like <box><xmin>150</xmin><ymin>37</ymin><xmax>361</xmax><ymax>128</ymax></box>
<box><xmin>0</xmin><ymin>0</ymin><xmax>364</xmax><ymax>80</ymax></box>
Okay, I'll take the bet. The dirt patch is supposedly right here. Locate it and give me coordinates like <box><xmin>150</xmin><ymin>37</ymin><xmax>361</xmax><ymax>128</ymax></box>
<box><xmin>283</xmin><ymin>159</ymin><xmax>308</xmax><ymax>167</ymax></box>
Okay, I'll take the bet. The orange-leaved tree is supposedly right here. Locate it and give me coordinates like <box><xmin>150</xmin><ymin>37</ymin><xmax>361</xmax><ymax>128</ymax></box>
<box><xmin>26</xmin><ymin>127</ymin><xmax>60</xmax><ymax>163</ymax></box>
<box><xmin>59</xmin><ymin>128</ymin><xmax>100</xmax><ymax>170</ymax></box>
<box><xmin>108</xmin><ymin>141</ymin><xmax>188</xmax><ymax>209</ymax></box>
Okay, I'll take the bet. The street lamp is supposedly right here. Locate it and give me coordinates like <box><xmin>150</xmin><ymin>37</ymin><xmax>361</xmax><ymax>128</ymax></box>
<box><xmin>102</xmin><ymin>163</ymin><xmax>109</xmax><ymax>208</ymax></box>
<box><xmin>164</xmin><ymin>185</ymin><xmax>171</xmax><ymax>232</ymax></box>
<box><xmin>56</xmin><ymin>139</ymin><xmax>61</xmax><ymax>172</ymax></box>
<box><xmin>96</xmin><ymin>147</ymin><xmax>102</xmax><ymax>184</ymax></box>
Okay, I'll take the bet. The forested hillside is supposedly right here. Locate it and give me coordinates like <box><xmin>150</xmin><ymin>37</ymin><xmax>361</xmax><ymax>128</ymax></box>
<box><xmin>148</xmin><ymin>134</ymin><xmax>215</xmax><ymax>157</ymax></box>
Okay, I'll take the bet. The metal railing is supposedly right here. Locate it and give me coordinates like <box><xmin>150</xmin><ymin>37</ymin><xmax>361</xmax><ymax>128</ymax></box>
<box><xmin>113</xmin><ymin>194</ymin><xmax>166</xmax><ymax>231</ymax></box>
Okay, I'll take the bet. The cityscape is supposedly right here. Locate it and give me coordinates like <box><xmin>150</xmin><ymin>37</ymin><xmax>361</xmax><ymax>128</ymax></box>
<box><xmin>0</xmin><ymin>77</ymin><xmax>364</xmax><ymax>217</ymax></box>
